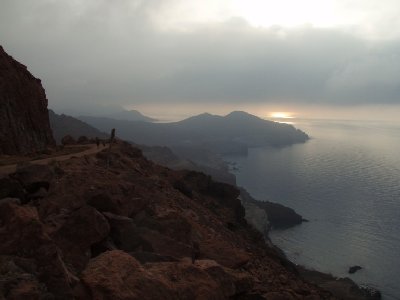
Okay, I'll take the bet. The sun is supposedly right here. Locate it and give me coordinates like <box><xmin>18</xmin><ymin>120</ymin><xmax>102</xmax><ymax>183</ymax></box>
<box><xmin>270</xmin><ymin>112</ymin><xmax>293</xmax><ymax>119</ymax></box>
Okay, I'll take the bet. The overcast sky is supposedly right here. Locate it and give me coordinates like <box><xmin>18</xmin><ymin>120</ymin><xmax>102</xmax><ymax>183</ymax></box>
<box><xmin>1</xmin><ymin>0</ymin><xmax>399</xmax><ymax>119</ymax></box>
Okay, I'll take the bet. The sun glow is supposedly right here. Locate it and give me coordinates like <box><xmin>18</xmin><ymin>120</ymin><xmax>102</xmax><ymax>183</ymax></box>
<box><xmin>270</xmin><ymin>112</ymin><xmax>293</xmax><ymax>119</ymax></box>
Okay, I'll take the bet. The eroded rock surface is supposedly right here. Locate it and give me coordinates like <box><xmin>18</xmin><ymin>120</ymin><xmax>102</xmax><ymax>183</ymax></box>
<box><xmin>0</xmin><ymin>46</ymin><xmax>55</xmax><ymax>155</ymax></box>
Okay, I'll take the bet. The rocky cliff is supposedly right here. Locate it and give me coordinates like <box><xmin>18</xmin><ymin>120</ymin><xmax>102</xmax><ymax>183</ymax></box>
<box><xmin>0</xmin><ymin>46</ymin><xmax>55</xmax><ymax>155</ymax></box>
<box><xmin>0</xmin><ymin>142</ymin><xmax>335</xmax><ymax>299</ymax></box>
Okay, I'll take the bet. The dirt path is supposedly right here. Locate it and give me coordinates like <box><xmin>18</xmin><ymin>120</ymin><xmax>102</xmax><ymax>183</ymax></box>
<box><xmin>0</xmin><ymin>144</ymin><xmax>107</xmax><ymax>177</ymax></box>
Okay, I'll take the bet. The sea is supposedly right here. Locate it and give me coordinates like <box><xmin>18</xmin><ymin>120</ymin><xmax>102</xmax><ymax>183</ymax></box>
<box><xmin>225</xmin><ymin>118</ymin><xmax>400</xmax><ymax>300</ymax></box>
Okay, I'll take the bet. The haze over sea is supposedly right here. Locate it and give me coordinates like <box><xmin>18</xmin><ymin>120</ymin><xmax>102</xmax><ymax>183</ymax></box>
<box><xmin>226</xmin><ymin>118</ymin><xmax>400</xmax><ymax>300</ymax></box>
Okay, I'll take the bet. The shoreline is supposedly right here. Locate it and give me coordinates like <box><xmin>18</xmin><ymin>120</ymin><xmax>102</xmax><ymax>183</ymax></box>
<box><xmin>238</xmin><ymin>186</ymin><xmax>382</xmax><ymax>299</ymax></box>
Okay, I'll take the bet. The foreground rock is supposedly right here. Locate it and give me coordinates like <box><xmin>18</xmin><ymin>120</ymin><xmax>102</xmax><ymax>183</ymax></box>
<box><xmin>0</xmin><ymin>142</ymin><xmax>338</xmax><ymax>299</ymax></box>
<box><xmin>0</xmin><ymin>46</ymin><xmax>55</xmax><ymax>155</ymax></box>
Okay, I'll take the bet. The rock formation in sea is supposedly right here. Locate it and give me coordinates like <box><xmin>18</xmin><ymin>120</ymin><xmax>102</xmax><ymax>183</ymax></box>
<box><xmin>0</xmin><ymin>46</ymin><xmax>55</xmax><ymax>155</ymax></box>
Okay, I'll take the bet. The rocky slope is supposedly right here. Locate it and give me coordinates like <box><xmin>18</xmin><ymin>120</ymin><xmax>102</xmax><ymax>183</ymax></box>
<box><xmin>138</xmin><ymin>144</ymin><xmax>236</xmax><ymax>185</ymax></box>
<box><xmin>0</xmin><ymin>46</ymin><xmax>55</xmax><ymax>155</ymax></box>
<box><xmin>0</xmin><ymin>141</ymin><xmax>337</xmax><ymax>299</ymax></box>
<box><xmin>49</xmin><ymin>110</ymin><xmax>108</xmax><ymax>144</ymax></box>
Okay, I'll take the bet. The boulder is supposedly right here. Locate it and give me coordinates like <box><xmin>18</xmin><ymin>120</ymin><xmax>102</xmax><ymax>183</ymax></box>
<box><xmin>0</xmin><ymin>177</ymin><xmax>25</xmax><ymax>202</ymax></box>
<box><xmin>0</xmin><ymin>203</ymin><xmax>74</xmax><ymax>297</ymax></box>
<box><xmin>14</xmin><ymin>164</ymin><xmax>54</xmax><ymax>193</ymax></box>
<box><xmin>52</xmin><ymin>205</ymin><xmax>110</xmax><ymax>271</ymax></box>
<box><xmin>81</xmin><ymin>250</ymin><xmax>174</xmax><ymax>300</ymax></box>
<box><xmin>0</xmin><ymin>202</ymin><xmax>49</xmax><ymax>255</ymax></box>
<box><xmin>0</xmin><ymin>197</ymin><xmax>21</xmax><ymax>206</ymax></box>
<box><xmin>103</xmin><ymin>212</ymin><xmax>153</xmax><ymax>252</ymax></box>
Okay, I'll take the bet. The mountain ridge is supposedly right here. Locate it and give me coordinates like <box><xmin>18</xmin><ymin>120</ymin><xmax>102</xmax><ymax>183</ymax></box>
<box><xmin>79</xmin><ymin>111</ymin><xmax>309</xmax><ymax>155</ymax></box>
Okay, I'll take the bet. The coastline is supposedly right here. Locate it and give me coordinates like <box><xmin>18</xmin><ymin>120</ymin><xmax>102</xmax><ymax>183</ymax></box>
<box><xmin>237</xmin><ymin>186</ymin><xmax>382</xmax><ymax>299</ymax></box>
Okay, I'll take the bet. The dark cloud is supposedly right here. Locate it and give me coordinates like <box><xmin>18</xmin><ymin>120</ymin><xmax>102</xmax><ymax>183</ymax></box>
<box><xmin>1</xmin><ymin>0</ymin><xmax>399</xmax><ymax>113</ymax></box>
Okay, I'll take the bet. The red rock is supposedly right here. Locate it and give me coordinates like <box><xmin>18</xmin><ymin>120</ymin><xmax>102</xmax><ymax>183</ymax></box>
<box><xmin>0</xmin><ymin>202</ymin><xmax>49</xmax><ymax>255</ymax></box>
<box><xmin>0</xmin><ymin>202</ymin><xmax>74</xmax><ymax>298</ymax></box>
<box><xmin>81</xmin><ymin>250</ymin><xmax>174</xmax><ymax>300</ymax></box>
<box><xmin>0</xmin><ymin>46</ymin><xmax>55</xmax><ymax>155</ymax></box>
<box><xmin>52</xmin><ymin>205</ymin><xmax>110</xmax><ymax>271</ymax></box>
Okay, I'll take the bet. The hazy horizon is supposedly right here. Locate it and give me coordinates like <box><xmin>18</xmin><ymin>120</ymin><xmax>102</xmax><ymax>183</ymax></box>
<box><xmin>57</xmin><ymin>103</ymin><xmax>400</xmax><ymax>124</ymax></box>
<box><xmin>1</xmin><ymin>0</ymin><xmax>400</xmax><ymax>123</ymax></box>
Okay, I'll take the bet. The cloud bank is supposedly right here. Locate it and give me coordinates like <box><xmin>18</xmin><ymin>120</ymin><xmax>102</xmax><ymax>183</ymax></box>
<box><xmin>0</xmin><ymin>0</ymin><xmax>399</xmax><ymax>113</ymax></box>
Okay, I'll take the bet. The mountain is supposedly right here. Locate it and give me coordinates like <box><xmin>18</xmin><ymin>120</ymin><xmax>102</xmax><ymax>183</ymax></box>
<box><xmin>79</xmin><ymin>111</ymin><xmax>309</xmax><ymax>155</ymax></box>
<box><xmin>0</xmin><ymin>46</ymin><xmax>55</xmax><ymax>154</ymax></box>
<box><xmin>104</xmin><ymin>109</ymin><xmax>157</xmax><ymax>122</ymax></box>
<box><xmin>49</xmin><ymin>110</ymin><xmax>108</xmax><ymax>144</ymax></box>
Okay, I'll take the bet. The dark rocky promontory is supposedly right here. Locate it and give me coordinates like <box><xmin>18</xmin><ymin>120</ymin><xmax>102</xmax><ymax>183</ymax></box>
<box><xmin>240</xmin><ymin>188</ymin><xmax>306</xmax><ymax>230</ymax></box>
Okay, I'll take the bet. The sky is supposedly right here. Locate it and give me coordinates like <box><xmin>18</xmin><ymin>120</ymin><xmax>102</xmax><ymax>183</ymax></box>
<box><xmin>1</xmin><ymin>0</ymin><xmax>399</xmax><ymax>120</ymax></box>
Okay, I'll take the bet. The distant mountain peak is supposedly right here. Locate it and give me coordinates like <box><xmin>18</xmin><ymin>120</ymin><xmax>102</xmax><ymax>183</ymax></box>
<box><xmin>180</xmin><ymin>112</ymin><xmax>221</xmax><ymax>123</ymax></box>
<box><xmin>225</xmin><ymin>111</ymin><xmax>251</xmax><ymax>117</ymax></box>
<box><xmin>105</xmin><ymin>109</ymin><xmax>157</xmax><ymax>122</ymax></box>
<box><xmin>225</xmin><ymin>111</ymin><xmax>263</xmax><ymax>121</ymax></box>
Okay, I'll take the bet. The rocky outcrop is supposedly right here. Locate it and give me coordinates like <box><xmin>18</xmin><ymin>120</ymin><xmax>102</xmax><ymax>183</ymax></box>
<box><xmin>0</xmin><ymin>46</ymin><xmax>55</xmax><ymax>155</ymax></box>
<box><xmin>240</xmin><ymin>188</ymin><xmax>306</xmax><ymax>230</ymax></box>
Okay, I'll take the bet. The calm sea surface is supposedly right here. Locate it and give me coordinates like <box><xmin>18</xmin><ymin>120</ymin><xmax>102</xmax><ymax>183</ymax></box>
<box><xmin>226</xmin><ymin>119</ymin><xmax>400</xmax><ymax>300</ymax></box>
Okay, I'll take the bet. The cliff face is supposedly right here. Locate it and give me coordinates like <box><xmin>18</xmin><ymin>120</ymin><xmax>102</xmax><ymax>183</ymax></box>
<box><xmin>0</xmin><ymin>46</ymin><xmax>55</xmax><ymax>155</ymax></box>
<box><xmin>0</xmin><ymin>142</ymin><xmax>333</xmax><ymax>299</ymax></box>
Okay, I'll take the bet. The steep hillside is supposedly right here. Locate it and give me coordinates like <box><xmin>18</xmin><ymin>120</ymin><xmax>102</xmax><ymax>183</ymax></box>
<box><xmin>138</xmin><ymin>144</ymin><xmax>236</xmax><ymax>185</ymax></box>
<box><xmin>49</xmin><ymin>110</ymin><xmax>108</xmax><ymax>144</ymax></box>
<box><xmin>0</xmin><ymin>141</ymin><xmax>335</xmax><ymax>299</ymax></box>
<box><xmin>0</xmin><ymin>46</ymin><xmax>55</xmax><ymax>154</ymax></box>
